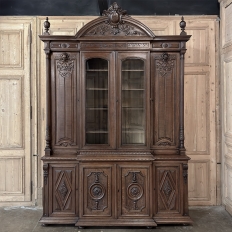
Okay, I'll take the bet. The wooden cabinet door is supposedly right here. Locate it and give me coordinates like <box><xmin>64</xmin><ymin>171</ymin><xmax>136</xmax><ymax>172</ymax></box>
<box><xmin>80</xmin><ymin>163</ymin><xmax>114</xmax><ymax>218</ymax></box>
<box><xmin>154</xmin><ymin>164</ymin><xmax>182</xmax><ymax>216</ymax></box>
<box><xmin>151</xmin><ymin>52</ymin><xmax>180</xmax><ymax>149</ymax></box>
<box><xmin>49</xmin><ymin>163</ymin><xmax>78</xmax><ymax>217</ymax></box>
<box><xmin>117</xmin><ymin>163</ymin><xmax>152</xmax><ymax>218</ymax></box>
<box><xmin>51</xmin><ymin>52</ymin><xmax>80</xmax><ymax>149</ymax></box>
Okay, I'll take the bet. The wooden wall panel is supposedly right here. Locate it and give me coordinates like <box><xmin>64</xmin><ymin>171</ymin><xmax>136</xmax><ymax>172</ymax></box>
<box><xmin>188</xmin><ymin>160</ymin><xmax>210</xmax><ymax>201</ymax></box>
<box><xmin>219</xmin><ymin>0</ymin><xmax>232</xmax><ymax>215</ymax></box>
<box><xmin>0</xmin><ymin>76</ymin><xmax>23</xmax><ymax>148</ymax></box>
<box><xmin>0</xmin><ymin>30</ymin><xmax>22</xmax><ymax>68</ymax></box>
<box><xmin>184</xmin><ymin>73</ymin><xmax>208</xmax><ymax>153</ymax></box>
<box><xmin>183</xmin><ymin>18</ymin><xmax>218</xmax><ymax>205</ymax></box>
<box><xmin>0</xmin><ymin>157</ymin><xmax>23</xmax><ymax>193</ymax></box>
<box><xmin>0</xmin><ymin>18</ymin><xmax>36</xmax><ymax>205</ymax></box>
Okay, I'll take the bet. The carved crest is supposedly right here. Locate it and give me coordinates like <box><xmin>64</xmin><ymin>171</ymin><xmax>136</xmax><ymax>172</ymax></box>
<box><xmin>57</xmin><ymin>53</ymin><xmax>74</xmax><ymax>78</ymax></box>
<box><xmin>102</xmin><ymin>2</ymin><xmax>127</xmax><ymax>27</ymax></box>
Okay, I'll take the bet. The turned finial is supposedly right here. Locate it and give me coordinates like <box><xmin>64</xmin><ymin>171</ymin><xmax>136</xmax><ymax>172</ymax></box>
<box><xmin>179</xmin><ymin>16</ymin><xmax>187</xmax><ymax>35</ymax></box>
<box><xmin>44</xmin><ymin>17</ymin><xmax>50</xmax><ymax>35</ymax></box>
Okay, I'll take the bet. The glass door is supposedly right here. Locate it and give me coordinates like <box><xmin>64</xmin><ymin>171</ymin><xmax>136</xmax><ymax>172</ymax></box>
<box><xmin>85</xmin><ymin>58</ymin><xmax>108</xmax><ymax>144</ymax></box>
<box><xmin>117</xmin><ymin>52</ymin><xmax>149</xmax><ymax>147</ymax></box>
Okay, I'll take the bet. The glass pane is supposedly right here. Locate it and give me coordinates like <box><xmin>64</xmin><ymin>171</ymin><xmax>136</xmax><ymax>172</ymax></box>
<box><xmin>85</xmin><ymin>58</ymin><xmax>108</xmax><ymax>144</ymax></box>
<box><xmin>121</xmin><ymin>59</ymin><xmax>145</xmax><ymax>145</ymax></box>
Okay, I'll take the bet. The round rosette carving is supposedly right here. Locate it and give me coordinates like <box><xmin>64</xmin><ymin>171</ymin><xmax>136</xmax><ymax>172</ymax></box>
<box><xmin>127</xmin><ymin>183</ymin><xmax>143</xmax><ymax>201</ymax></box>
<box><xmin>90</xmin><ymin>183</ymin><xmax>105</xmax><ymax>200</ymax></box>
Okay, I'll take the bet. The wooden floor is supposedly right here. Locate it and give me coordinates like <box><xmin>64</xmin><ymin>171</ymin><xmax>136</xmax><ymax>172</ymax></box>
<box><xmin>0</xmin><ymin>206</ymin><xmax>232</xmax><ymax>232</ymax></box>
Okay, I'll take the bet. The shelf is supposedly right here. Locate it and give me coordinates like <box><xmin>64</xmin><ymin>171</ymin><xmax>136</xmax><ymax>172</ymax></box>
<box><xmin>122</xmin><ymin>107</ymin><xmax>144</xmax><ymax>109</ymax></box>
<box><xmin>122</xmin><ymin>89</ymin><xmax>144</xmax><ymax>91</ymax></box>
<box><xmin>122</xmin><ymin>131</ymin><xmax>145</xmax><ymax>134</ymax></box>
<box><xmin>122</xmin><ymin>70</ymin><xmax>144</xmax><ymax>72</ymax></box>
<box><xmin>86</xmin><ymin>88</ymin><xmax>108</xmax><ymax>90</ymax></box>
<box><xmin>86</xmin><ymin>69</ymin><xmax>108</xmax><ymax>71</ymax></box>
<box><xmin>86</xmin><ymin>131</ymin><xmax>108</xmax><ymax>134</ymax></box>
<box><xmin>86</xmin><ymin>108</ymin><xmax>108</xmax><ymax>110</ymax></box>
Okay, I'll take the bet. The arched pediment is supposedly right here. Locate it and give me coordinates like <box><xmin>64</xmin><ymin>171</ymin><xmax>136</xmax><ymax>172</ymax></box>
<box><xmin>75</xmin><ymin>2</ymin><xmax>155</xmax><ymax>38</ymax></box>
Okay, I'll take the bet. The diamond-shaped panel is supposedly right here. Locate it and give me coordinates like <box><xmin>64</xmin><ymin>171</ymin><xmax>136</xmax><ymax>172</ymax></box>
<box><xmin>160</xmin><ymin>171</ymin><xmax>176</xmax><ymax>209</ymax></box>
<box><xmin>55</xmin><ymin>171</ymin><xmax>72</xmax><ymax>210</ymax></box>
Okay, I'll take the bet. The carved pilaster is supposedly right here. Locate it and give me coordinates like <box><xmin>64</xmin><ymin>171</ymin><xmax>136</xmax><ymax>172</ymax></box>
<box><xmin>44</xmin><ymin>41</ymin><xmax>51</xmax><ymax>156</ymax></box>
<box><xmin>179</xmin><ymin>51</ymin><xmax>186</xmax><ymax>152</ymax></box>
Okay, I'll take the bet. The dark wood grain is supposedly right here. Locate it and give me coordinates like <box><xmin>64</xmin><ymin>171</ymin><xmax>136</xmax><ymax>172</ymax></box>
<box><xmin>39</xmin><ymin>2</ymin><xmax>192</xmax><ymax>227</ymax></box>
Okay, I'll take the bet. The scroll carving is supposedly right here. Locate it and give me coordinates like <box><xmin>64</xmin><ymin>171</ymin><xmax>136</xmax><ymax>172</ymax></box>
<box><xmin>57</xmin><ymin>137</ymin><xmax>75</xmax><ymax>147</ymax></box>
<box><xmin>155</xmin><ymin>52</ymin><xmax>175</xmax><ymax>77</ymax></box>
<box><xmin>157</xmin><ymin>137</ymin><xmax>173</xmax><ymax>146</ymax></box>
<box><xmin>57</xmin><ymin>53</ymin><xmax>74</xmax><ymax>78</ymax></box>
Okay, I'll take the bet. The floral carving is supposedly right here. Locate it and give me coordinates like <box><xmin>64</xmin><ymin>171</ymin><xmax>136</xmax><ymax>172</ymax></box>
<box><xmin>57</xmin><ymin>53</ymin><xmax>74</xmax><ymax>78</ymax></box>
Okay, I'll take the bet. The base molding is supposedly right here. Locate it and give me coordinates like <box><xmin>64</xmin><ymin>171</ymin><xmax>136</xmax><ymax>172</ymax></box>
<box><xmin>75</xmin><ymin>218</ymin><xmax>157</xmax><ymax>227</ymax></box>
<box><xmin>154</xmin><ymin>216</ymin><xmax>193</xmax><ymax>225</ymax></box>
<box><xmin>39</xmin><ymin>216</ymin><xmax>78</xmax><ymax>224</ymax></box>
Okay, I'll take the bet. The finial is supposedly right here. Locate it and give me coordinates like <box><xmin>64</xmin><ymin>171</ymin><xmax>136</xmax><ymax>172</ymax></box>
<box><xmin>179</xmin><ymin>16</ymin><xmax>187</xmax><ymax>35</ymax></box>
<box><xmin>43</xmin><ymin>17</ymin><xmax>50</xmax><ymax>35</ymax></box>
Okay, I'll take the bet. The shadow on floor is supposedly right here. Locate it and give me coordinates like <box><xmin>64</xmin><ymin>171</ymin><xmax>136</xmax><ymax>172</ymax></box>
<box><xmin>0</xmin><ymin>206</ymin><xmax>232</xmax><ymax>232</ymax></box>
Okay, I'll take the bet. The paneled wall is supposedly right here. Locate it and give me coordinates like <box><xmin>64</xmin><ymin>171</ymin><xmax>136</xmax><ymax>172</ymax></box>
<box><xmin>219</xmin><ymin>0</ymin><xmax>232</xmax><ymax>215</ymax></box>
<box><xmin>0</xmin><ymin>17</ymin><xmax>37</xmax><ymax>205</ymax></box>
<box><xmin>0</xmin><ymin>15</ymin><xmax>219</xmax><ymax>206</ymax></box>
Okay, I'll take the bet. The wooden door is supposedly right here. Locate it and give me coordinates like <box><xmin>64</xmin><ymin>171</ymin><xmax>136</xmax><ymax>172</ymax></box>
<box><xmin>219</xmin><ymin>0</ymin><xmax>232</xmax><ymax>215</ymax></box>
<box><xmin>0</xmin><ymin>21</ymin><xmax>31</xmax><ymax>202</ymax></box>
<box><xmin>117</xmin><ymin>163</ymin><xmax>152</xmax><ymax>218</ymax></box>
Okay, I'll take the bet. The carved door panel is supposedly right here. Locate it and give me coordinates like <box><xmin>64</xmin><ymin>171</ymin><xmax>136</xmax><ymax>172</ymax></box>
<box><xmin>154</xmin><ymin>164</ymin><xmax>182</xmax><ymax>216</ymax></box>
<box><xmin>51</xmin><ymin>52</ymin><xmax>79</xmax><ymax>149</ymax></box>
<box><xmin>117</xmin><ymin>163</ymin><xmax>152</xmax><ymax>218</ymax></box>
<box><xmin>151</xmin><ymin>52</ymin><xmax>180</xmax><ymax>149</ymax></box>
<box><xmin>80</xmin><ymin>164</ymin><xmax>113</xmax><ymax>218</ymax></box>
<box><xmin>0</xmin><ymin>21</ymin><xmax>32</xmax><ymax>202</ymax></box>
<box><xmin>49</xmin><ymin>163</ymin><xmax>78</xmax><ymax>216</ymax></box>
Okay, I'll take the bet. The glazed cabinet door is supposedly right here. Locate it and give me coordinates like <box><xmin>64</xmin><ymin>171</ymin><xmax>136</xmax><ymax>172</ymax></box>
<box><xmin>117</xmin><ymin>163</ymin><xmax>152</xmax><ymax>218</ymax></box>
<box><xmin>79</xmin><ymin>164</ymin><xmax>114</xmax><ymax>219</ymax></box>
<box><xmin>80</xmin><ymin>52</ymin><xmax>116</xmax><ymax>149</ymax></box>
<box><xmin>49</xmin><ymin>163</ymin><xmax>78</xmax><ymax>218</ymax></box>
<box><xmin>116</xmin><ymin>52</ymin><xmax>150</xmax><ymax>149</ymax></box>
<box><xmin>151</xmin><ymin>52</ymin><xmax>180</xmax><ymax>150</ymax></box>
